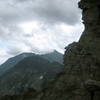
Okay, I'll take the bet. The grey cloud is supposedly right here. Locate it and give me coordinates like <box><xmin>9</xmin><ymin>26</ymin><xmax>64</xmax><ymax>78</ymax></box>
<box><xmin>7</xmin><ymin>47</ymin><xmax>22</xmax><ymax>55</ymax></box>
<box><xmin>31</xmin><ymin>0</ymin><xmax>81</xmax><ymax>25</ymax></box>
<box><xmin>0</xmin><ymin>0</ymin><xmax>81</xmax><ymax>25</ymax></box>
<box><xmin>0</xmin><ymin>0</ymin><xmax>82</xmax><ymax>40</ymax></box>
<box><xmin>0</xmin><ymin>23</ymin><xmax>23</xmax><ymax>40</ymax></box>
<box><xmin>0</xmin><ymin>0</ymin><xmax>34</xmax><ymax>24</ymax></box>
<box><xmin>0</xmin><ymin>0</ymin><xmax>84</xmax><ymax>62</ymax></box>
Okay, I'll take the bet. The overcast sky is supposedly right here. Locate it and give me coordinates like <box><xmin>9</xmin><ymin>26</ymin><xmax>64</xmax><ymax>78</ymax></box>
<box><xmin>0</xmin><ymin>0</ymin><xmax>84</xmax><ymax>64</ymax></box>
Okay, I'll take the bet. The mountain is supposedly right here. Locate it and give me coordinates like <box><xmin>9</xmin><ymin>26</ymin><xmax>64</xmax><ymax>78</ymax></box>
<box><xmin>41</xmin><ymin>50</ymin><xmax>63</xmax><ymax>64</ymax></box>
<box><xmin>0</xmin><ymin>0</ymin><xmax>100</xmax><ymax>100</ymax></box>
<box><xmin>0</xmin><ymin>52</ymin><xmax>63</xmax><ymax>96</ymax></box>
<box><xmin>0</xmin><ymin>53</ymin><xmax>36</xmax><ymax>76</ymax></box>
<box><xmin>0</xmin><ymin>51</ymin><xmax>63</xmax><ymax>76</ymax></box>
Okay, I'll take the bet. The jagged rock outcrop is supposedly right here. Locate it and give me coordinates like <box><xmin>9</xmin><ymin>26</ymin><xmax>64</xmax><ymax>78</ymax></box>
<box><xmin>0</xmin><ymin>0</ymin><xmax>100</xmax><ymax>100</ymax></box>
<box><xmin>40</xmin><ymin>0</ymin><xmax>100</xmax><ymax>100</ymax></box>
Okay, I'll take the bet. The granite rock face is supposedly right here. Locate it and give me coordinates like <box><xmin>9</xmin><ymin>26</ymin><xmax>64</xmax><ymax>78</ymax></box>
<box><xmin>0</xmin><ymin>0</ymin><xmax>100</xmax><ymax>100</ymax></box>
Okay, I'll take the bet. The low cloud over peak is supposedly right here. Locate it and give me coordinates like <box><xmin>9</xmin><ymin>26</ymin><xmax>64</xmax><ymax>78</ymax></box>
<box><xmin>0</xmin><ymin>0</ymin><xmax>84</xmax><ymax>64</ymax></box>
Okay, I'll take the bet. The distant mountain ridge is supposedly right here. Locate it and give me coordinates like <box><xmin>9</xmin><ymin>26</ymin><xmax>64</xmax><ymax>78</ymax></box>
<box><xmin>0</xmin><ymin>53</ymin><xmax>35</xmax><ymax>76</ymax></box>
<box><xmin>0</xmin><ymin>52</ymin><xmax>63</xmax><ymax>96</ymax></box>
<box><xmin>41</xmin><ymin>50</ymin><xmax>63</xmax><ymax>64</ymax></box>
<box><xmin>0</xmin><ymin>51</ymin><xmax>63</xmax><ymax>76</ymax></box>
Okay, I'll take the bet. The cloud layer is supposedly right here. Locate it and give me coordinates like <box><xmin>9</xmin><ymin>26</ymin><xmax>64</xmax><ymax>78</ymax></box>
<box><xmin>0</xmin><ymin>0</ymin><xmax>81</xmax><ymax>24</ymax></box>
<box><xmin>0</xmin><ymin>0</ymin><xmax>84</xmax><ymax>64</ymax></box>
